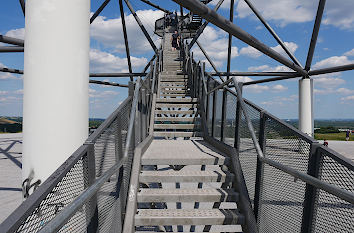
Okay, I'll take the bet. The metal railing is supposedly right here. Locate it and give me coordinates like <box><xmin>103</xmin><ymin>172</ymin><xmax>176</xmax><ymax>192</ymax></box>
<box><xmin>184</xmin><ymin>44</ymin><xmax>354</xmax><ymax>232</ymax></box>
<box><xmin>0</xmin><ymin>49</ymin><xmax>161</xmax><ymax>233</ymax></box>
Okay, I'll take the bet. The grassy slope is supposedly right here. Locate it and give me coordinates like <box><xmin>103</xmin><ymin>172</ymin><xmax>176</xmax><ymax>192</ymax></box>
<box><xmin>315</xmin><ymin>132</ymin><xmax>354</xmax><ymax>141</ymax></box>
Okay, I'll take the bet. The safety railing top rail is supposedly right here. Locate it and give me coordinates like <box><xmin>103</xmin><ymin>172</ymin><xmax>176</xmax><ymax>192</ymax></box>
<box><xmin>37</xmin><ymin>78</ymin><xmax>143</xmax><ymax>233</ymax></box>
<box><xmin>201</xmin><ymin>69</ymin><xmax>354</xmax><ymax>205</ymax></box>
<box><xmin>193</xmin><ymin>61</ymin><xmax>354</xmax><ymax>232</ymax></box>
<box><xmin>0</xmin><ymin>51</ymin><xmax>160</xmax><ymax>233</ymax></box>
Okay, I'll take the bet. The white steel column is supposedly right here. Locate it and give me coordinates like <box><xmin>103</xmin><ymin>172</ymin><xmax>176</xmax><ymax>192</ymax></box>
<box><xmin>23</xmin><ymin>0</ymin><xmax>90</xmax><ymax>187</ymax></box>
<box><xmin>299</xmin><ymin>78</ymin><xmax>314</xmax><ymax>137</ymax></box>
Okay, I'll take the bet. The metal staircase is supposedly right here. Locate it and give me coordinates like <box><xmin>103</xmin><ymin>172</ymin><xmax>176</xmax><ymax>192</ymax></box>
<box><xmin>153</xmin><ymin>33</ymin><xmax>201</xmax><ymax>138</ymax></box>
<box><xmin>127</xmin><ymin>31</ymin><xmax>245</xmax><ymax>232</ymax></box>
<box><xmin>1</xmin><ymin>4</ymin><xmax>354</xmax><ymax>233</ymax></box>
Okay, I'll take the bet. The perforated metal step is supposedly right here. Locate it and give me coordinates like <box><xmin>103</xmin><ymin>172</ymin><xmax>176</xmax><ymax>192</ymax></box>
<box><xmin>153</xmin><ymin>131</ymin><xmax>202</xmax><ymax>138</ymax></box>
<box><xmin>156</xmin><ymin>98</ymin><xmax>197</xmax><ymax>103</ymax></box>
<box><xmin>137</xmin><ymin>188</ymin><xmax>239</xmax><ymax>202</ymax></box>
<box><xmin>139</xmin><ymin>170</ymin><xmax>234</xmax><ymax>183</ymax></box>
<box><xmin>134</xmin><ymin>209</ymin><xmax>244</xmax><ymax>226</ymax></box>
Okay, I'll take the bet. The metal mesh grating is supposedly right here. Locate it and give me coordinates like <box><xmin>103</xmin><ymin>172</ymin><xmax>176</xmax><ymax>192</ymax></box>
<box><xmin>258</xmin><ymin>116</ymin><xmax>310</xmax><ymax>233</ymax></box>
<box><xmin>16</xmin><ymin>156</ymin><xmax>86</xmax><ymax>232</ymax></box>
<box><xmin>207</xmin><ymin>91</ymin><xmax>214</xmax><ymax>136</ymax></box>
<box><xmin>312</xmin><ymin>149</ymin><xmax>354</xmax><ymax>233</ymax></box>
<box><xmin>214</xmin><ymin>89</ymin><xmax>223</xmax><ymax>141</ymax></box>
<box><xmin>238</xmin><ymin>102</ymin><xmax>260</xmax><ymax>203</ymax></box>
<box><xmin>258</xmin><ymin>163</ymin><xmax>307</xmax><ymax>233</ymax></box>
<box><xmin>224</xmin><ymin>91</ymin><xmax>237</xmax><ymax>147</ymax></box>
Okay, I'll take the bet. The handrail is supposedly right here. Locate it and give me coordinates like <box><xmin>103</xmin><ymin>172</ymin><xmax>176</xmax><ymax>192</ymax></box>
<box><xmin>232</xmin><ymin>77</ymin><xmax>354</xmax><ymax>205</ymax></box>
<box><xmin>37</xmin><ymin>159</ymin><xmax>125</xmax><ymax>233</ymax></box>
<box><xmin>34</xmin><ymin>77</ymin><xmax>143</xmax><ymax>233</ymax></box>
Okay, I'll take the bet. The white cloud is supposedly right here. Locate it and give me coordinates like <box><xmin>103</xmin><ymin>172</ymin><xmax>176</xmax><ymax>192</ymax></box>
<box><xmin>89</xmin><ymin>49</ymin><xmax>147</xmax><ymax>73</ymax></box>
<box><xmin>271</xmin><ymin>42</ymin><xmax>298</xmax><ymax>57</ymax></box>
<box><xmin>90</xmin><ymin>10</ymin><xmax>163</xmax><ymax>54</ymax></box>
<box><xmin>5</xmin><ymin>28</ymin><xmax>25</xmax><ymax>40</ymax></box>
<box><xmin>13</xmin><ymin>89</ymin><xmax>23</xmax><ymax>95</ymax></box>
<box><xmin>192</xmin><ymin>26</ymin><xmax>239</xmax><ymax>68</ymax></box>
<box><xmin>261</xmin><ymin>95</ymin><xmax>297</xmax><ymax>106</ymax></box>
<box><xmin>313</xmin><ymin>56</ymin><xmax>353</xmax><ymax>69</ymax></box>
<box><xmin>234</xmin><ymin>0</ymin><xmax>354</xmax><ymax>30</ymax></box>
<box><xmin>323</xmin><ymin>1</ymin><xmax>354</xmax><ymax>30</ymax></box>
<box><xmin>315</xmin><ymin>87</ymin><xmax>354</xmax><ymax>95</ymax></box>
<box><xmin>272</xmin><ymin>84</ymin><xmax>288</xmax><ymax>92</ymax></box>
<box><xmin>239</xmin><ymin>46</ymin><xmax>262</xmax><ymax>58</ymax></box>
<box><xmin>337</xmin><ymin>88</ymin><xmax>354</xmax><ymax>95</ymax></box>
<box><xmin>314</xmin><ymin>76</ymin><xmax>345</xmax><ymax>89</ymax></box>
<box><xmin>0</xmin><ymin>96</ymin><xmax>21</xmax><ymax>105</ymax></box>
<box><xmin>245</xmin><ymin>84</ymin><xmax>269</xmax><ymax>93</ymax></box>
<box><xmin>233</xmin><ymin>76</ymin><xmax>253</xmax><ymax>83</ymax></box>
<box><xmin>89</xmin><ymin>88</ymin><xmax>119</xmax><ymax>98</ymax></box>
<box><xmin>248</xmin><ymin>64</ymin><xmax>292</xmax><ymax>72</ymax></box>
<box><xmin>236</xmin><ymin>0</ymin><xmax>315</xmax><ymax>26</ymax></box>
<box><xmin>341</xmin><ymin>95</ymin><xmax>354</xmax><ymax>102</ymax></box>
<box><xmin>344</xmin><ymin>48</ymin><xmax>354</xmax><ymax>57</ymax></box>
<box><xmin>240</xmin><ymin>42</ymin><xmax>298</xmax><ymax>59</ymax></box>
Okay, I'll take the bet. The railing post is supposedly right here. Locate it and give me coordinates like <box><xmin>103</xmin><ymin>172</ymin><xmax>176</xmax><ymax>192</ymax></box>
<box><xmin>205</xmin><ymin>71</ymin><xmax>209</xmax><ymax>121</ymax></box>
<box><xmin>128</xmin><ymin>81</ymin><xmax>134</xmax><ymax>97</ymax></box>
<box><xmin>220</xmin><ymin>87</ymin><xmax>227</xmax><ymax>142</ymax></box>
<box><xmin>253</xmin><ymin>111</ymin><xmax>266</xmax><ymax>220</ymax></box>
<box><xmin>211</xmin><ymin>82</ymin><xmax>217</xmax><ymax>137</ymax></box>
<box><xmin>83</xmin><ymin>142</ymin><xmax>98</xmax><ymax>233</ymax></box>
<box><xmin>234</xmin><ymin>82</ymin><xmax>243</xmax><ymax>150</ymax></box>
<box><xmin>141</xmin><ymin>88</ymin><xmax>147</xmax><ymax>140</ymax></box>
<box><xmin>301</xmin><ymin>143</ymin><xmax>322</xmax><ymax>233</ymax></box>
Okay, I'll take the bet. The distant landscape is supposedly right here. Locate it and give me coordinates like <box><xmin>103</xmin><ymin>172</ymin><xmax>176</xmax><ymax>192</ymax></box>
<box><xmin>0</xmin><ymin>117</ymin><xmax>105</xmax><ymax>133</ymax></box>
<box><xmin>1</xmin><ymin>117</ymin><xmax>353</xmax><ymax>141</ymax></box>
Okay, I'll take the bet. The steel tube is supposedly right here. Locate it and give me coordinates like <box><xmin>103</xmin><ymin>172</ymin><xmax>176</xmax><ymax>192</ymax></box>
<box><xmin>226</xmin><ymin>0</ymin><xmax>235</xmax><ymax>80</ymax></box>
<box><xmin>0</xmin><ymin>35</ymin><xmax>24</xmax><ymax>47</ymax></box>
<box><xmin>19</xmin><ymin>0</ymin><xmax>25</xmax><ymax>16</ymax></box>
<box><xmin>174</xmin><ymin>0</ymin><xmax>307</xmax><ymax>76</ymax></box>
<box><xmin>309</xmin><ymin>63</ymin><xmax>354</xmax><ymax>76</ymax></box>
<box><xmin>119</xmin><ymin>0</ymin><xmax>134</xmax><ymax>81</ymax></box>
<box><xmin>305</xmin><ymin>0</ymin><xmax>326</xmax><ymax>71</ymax></box>
<box><xmin>140</xmin><ymin>0</ymin><xmax>170</xmax><ymax>13</ymax></box>
<box><xmin>207</xmin><ymin>78</ymin><xmax>233</xmax><ymax>95</ymax></box>
<box><xmin>208</xmin><ymin>71</ymin><xmax>298</xmax><ymax>77</ymax></box>
<box><xmin>188</xmin><ymin>0</ymin><xmax>225</xmax><ymax>50</ymax></box>
<box><xmin>124</xmin><ymin>0</ymin><xmax>158</xmax><ymax>54</ymax></box>
<box><xmin>196</xmin><ymin>40</ymin><xmax>225</xmax><ymax>82</ymax></box>
<box><xmin>241</xmin><ymin>74</ymin><xmax>300</xmax><ymax>86</ymax></box>
<box><xmin>0</xmin><ymin>46</ymin><xmax>24</xmax><ymax>52</ymax></box>
<box><xmin>243</xmin><ymin>0</ymin><xmax>302</xmax><ymax>67</ymax></box>
<box><xmin>124</xmin><ymin>78</ymin><xmax>141</xmax><ymax>158</ymax></box>
<box><xmin>89</xmin><ymin>79</ymin><xmax>129</xmax><ymax>87</ymax></box>
<box><xmin>90</xmin><ymin>0</ymin><xmax>111</xmax><ymax>24</ymax></box>
<box><xmin>0</xmin><ymin>67</ymin><xmax>23</xmax><ymax>74</ymax></box>
<box><xmin>89</xmin><ymin>72</ymin><xmax>146</xmax><ymax>77</ymax></box>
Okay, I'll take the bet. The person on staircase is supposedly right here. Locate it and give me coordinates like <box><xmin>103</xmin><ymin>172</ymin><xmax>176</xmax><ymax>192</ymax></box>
<box><xmin>171</xmin><ymin>30</ymin><xmax>180</xmax><ymax>51</ymax></box>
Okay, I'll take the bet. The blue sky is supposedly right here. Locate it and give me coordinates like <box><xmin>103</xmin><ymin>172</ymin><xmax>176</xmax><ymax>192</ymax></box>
<box><xmin>0</xmin><ymin>0</ymin><xmax>354</xmax><ymax>119</ymax></box>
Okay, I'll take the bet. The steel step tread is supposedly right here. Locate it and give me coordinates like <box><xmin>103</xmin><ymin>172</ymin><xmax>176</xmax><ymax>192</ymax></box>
<box><xmin>134</xmin><ymin>209</ymin><xmax>244</xmax><ymax>226</ymax></box>
<box><xmin>156</xmin><ymin>98</ymin><xmax>197</xmax><ymax>103</ymax></box>
<box><xmin>156</xmin><ymin>103</ymin><xmax>198</xmax><ymax>108</ymax></box>
<box><xmin>155</xmin><ymin>110</ymin><xmax>197</xmax><ymax>115</ymax></box>
<box><xmin>153</xmin><ymin>131</ymin><xmax>202</xmax><ymax>137</ymax></box>
<box><xmin>155</xmin><ymin>117</ymin><xmax>198</xmax><ymax>122</ymax></box>
<box><xmin>142</xmin><ymin>139</ymin><xmax>228</xmax><ymax>165</ymax></box>
<box><xmin>137</xmin><ymin>188</ymin><xmax>239</xmax><ymax>202</ymax></box>
<box><xmin>139</xmin><ymin>169</ymin><xmax>234</xmax><ymax>183</ymax></box>
<box><xmin>154</xmin><ymin>124</ymin><xmax>197</xmax><ymax>129</ymax></box>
